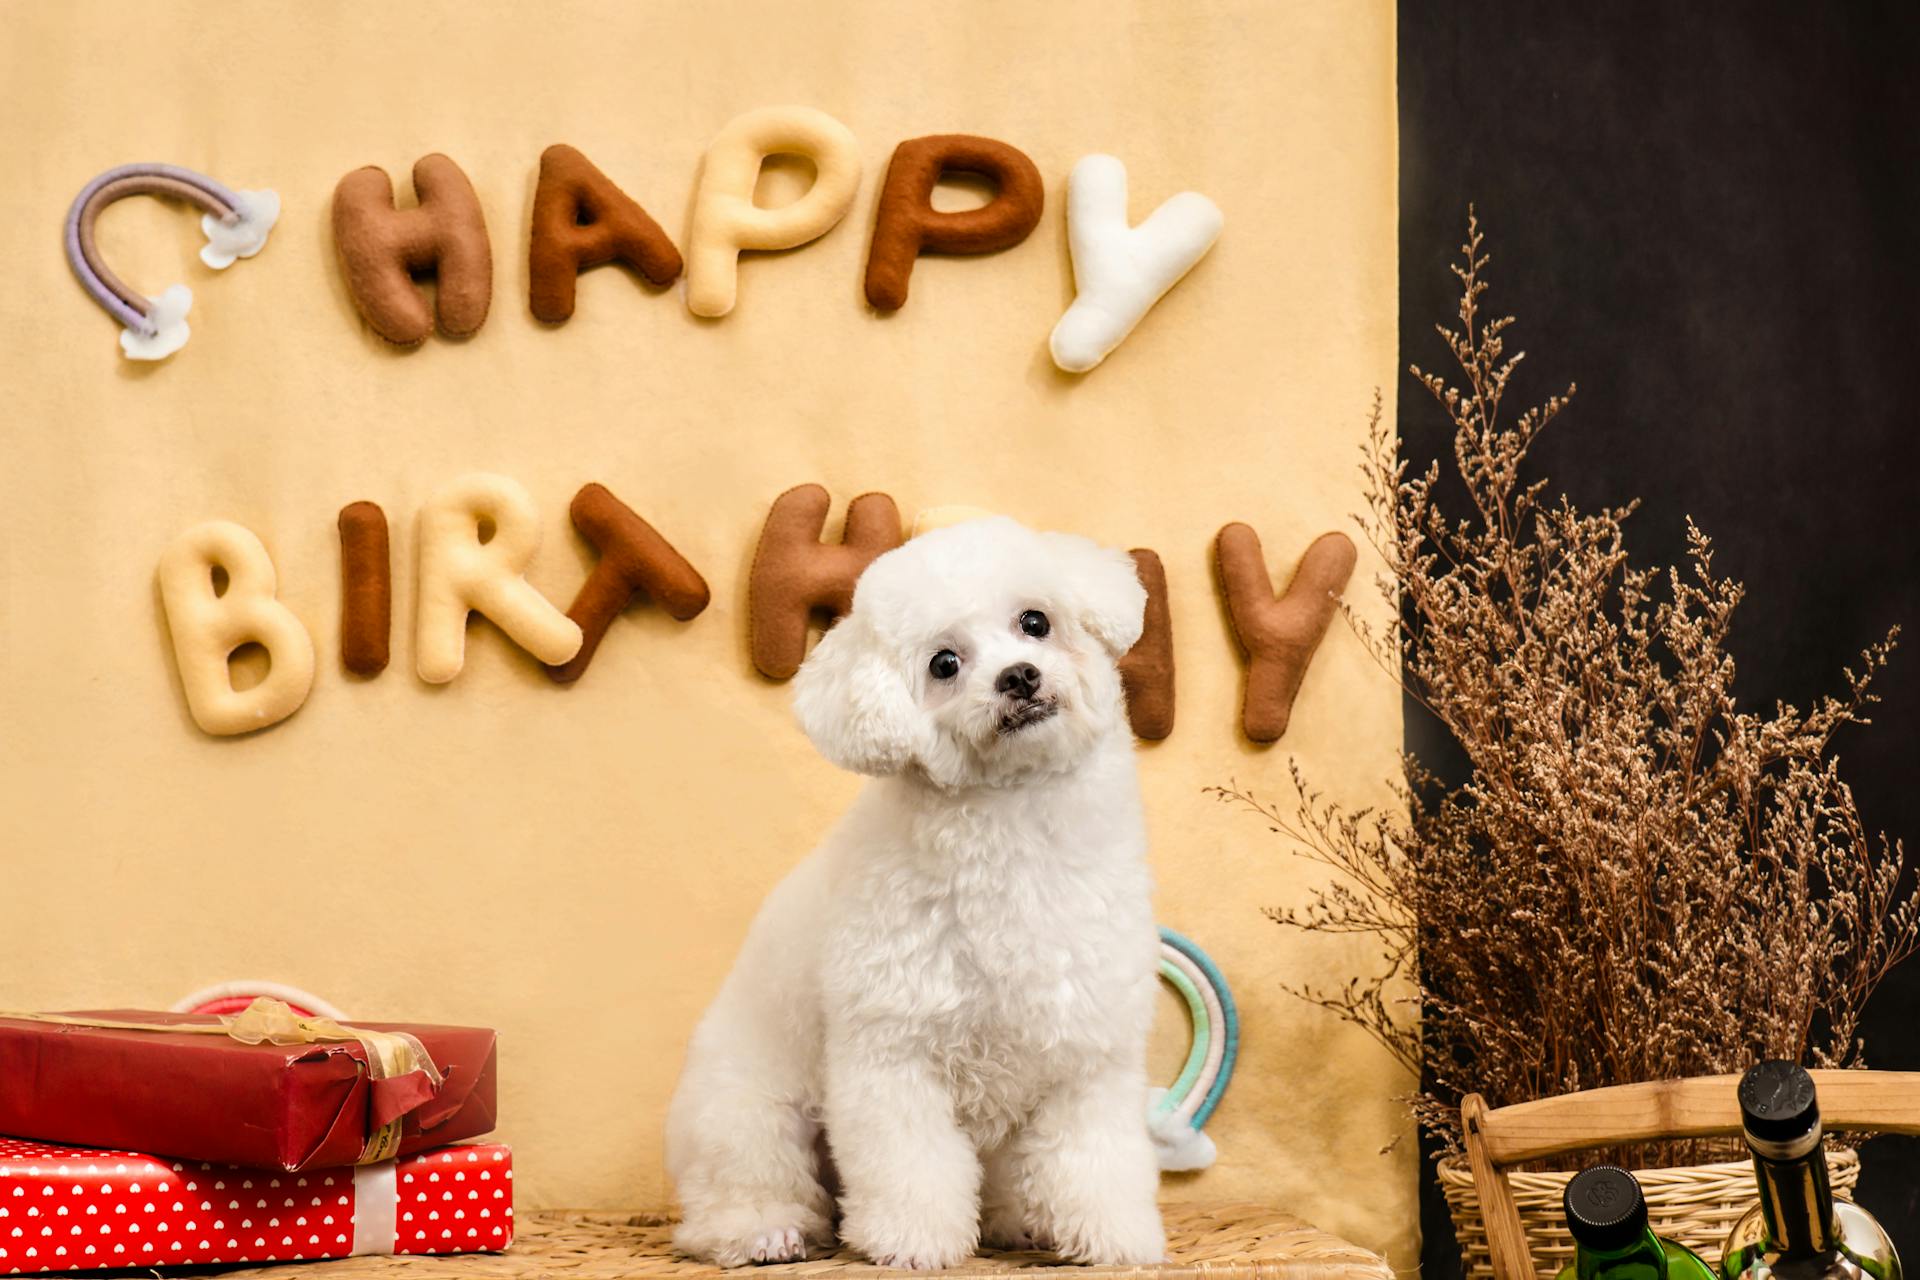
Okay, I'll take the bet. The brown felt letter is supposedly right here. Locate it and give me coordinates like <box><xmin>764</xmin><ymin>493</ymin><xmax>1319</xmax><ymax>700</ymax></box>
<box><xmin>1117</xmin><ymin>548</ymin><xmax>1175</xmax><ymax>740</ymax></box>
<box><xmin>748</xmin><ymin>484</ymin><xmax>903</xmax><ymax>680</ymax></box>
<box><xmin>864</xmin><ymin>135</ymin><xmax>1044</xmax><ymax>311</ymax></box>
<box><xmin>546</xmin><ymin>484</ymin><xmax>710</xmax><ymax>684</ymax></box>
<box><xmin>332</xmin><ymin>153</ymin><xmax>492</xmax><ymax>345</ymax></box>
<box><xmin>1216</xmin><ymin>526</ymin><xmax>1356</xmax><ymax>743</ymax></box>
<box><xmin>529</xmin><ymin>145</ymin><xmax>683</xmax><ymax>323</ymax></box>
<box><xmin>337</xmin><ymin>501</ymin><xmax>391</xmax><ymax>677</ymax></box>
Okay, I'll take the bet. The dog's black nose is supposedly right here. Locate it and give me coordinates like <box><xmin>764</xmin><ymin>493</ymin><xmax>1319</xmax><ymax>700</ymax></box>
<box><xmin>996</xmin><ymin>662</ymin><xmax>1042</xmax><ymax>700</ymax></box>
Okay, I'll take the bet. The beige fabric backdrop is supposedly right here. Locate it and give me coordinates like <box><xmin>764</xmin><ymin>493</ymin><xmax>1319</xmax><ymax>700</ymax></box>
<box><xmin>0</xmin><ymin>0</ymin><xmax>1412</xmax><ymax>1267</ymax></box>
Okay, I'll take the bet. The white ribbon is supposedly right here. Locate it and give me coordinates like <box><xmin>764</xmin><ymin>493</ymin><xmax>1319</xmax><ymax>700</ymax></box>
<box><xmin>349</xmin><ymin>1160</ymin><xmax>400</xmax><ymax>1257</ymax></box>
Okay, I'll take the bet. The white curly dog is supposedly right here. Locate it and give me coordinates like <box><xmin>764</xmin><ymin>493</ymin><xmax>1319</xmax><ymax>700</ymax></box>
<box><xmin>667</xmin><ymin>517</ymin><xmax>1165</xmax><ymax>1269</ymax></box>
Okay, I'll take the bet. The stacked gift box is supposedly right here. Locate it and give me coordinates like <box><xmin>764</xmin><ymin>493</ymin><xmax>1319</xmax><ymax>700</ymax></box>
<box><xmin>0</xmin><ymin>1003</ymin><xmax>512</xmax><ymax>1273</ymax></box>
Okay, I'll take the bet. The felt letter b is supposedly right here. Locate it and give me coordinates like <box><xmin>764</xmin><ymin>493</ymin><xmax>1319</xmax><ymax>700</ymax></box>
<box><xmin>684</xmin><ymin>106</ymin><xmax>862</xmax><ymax>318</ymax></box>
<box><xmin>158</xmin><ymin>522</ymin><xmax>316</xmax><ymax>736</ymax></box>
<box><xmin>415</xmin><ymin>473</ymin><xmax>583</xmax><ymax>683</ymax></box>
<box><xmin>332</xmin><ymin>154</ymin><xmax>493</xmax><ymax>344</ymax></box>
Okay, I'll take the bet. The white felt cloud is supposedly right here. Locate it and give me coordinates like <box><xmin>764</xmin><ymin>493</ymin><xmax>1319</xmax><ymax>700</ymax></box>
<box><xmin>1146</xmin><ymin>1088</ymin><xmax>1218</xmax><ymax>1171</ymax></box>
<box><xmin>200</xmin><ymin>188</ymin><xmax>281</xmax><ymax>269</ymax></box>
<box><xmin>120</xmin><ymin>284</ymin><xmax>193</xmax><ymax>361</ymax></box>
<box><xmin>1049</xmin><ymin>154</ymin><xmax>1223</xmax><ymax>373</ymax></box>
<box><xmin>157</xmin><ymin>520</ymin><xmax>316</xmax><ymax>735</ymax></box>
<box><xmin>415</xmin><ymin>472</ymin><xmax>583</xmax><ymax>683</ymax></box>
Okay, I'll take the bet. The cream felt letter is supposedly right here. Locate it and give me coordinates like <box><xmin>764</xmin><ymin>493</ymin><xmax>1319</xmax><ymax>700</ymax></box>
<box><xmin>1049</xmin><ymin>154</ymin><xmax>1223</xmax><ymax>373</ymax></box>
<box><xmin>158</xmin><ymin>521</ymin><xmax>316</xmax><ymax>736</ymax></box>
<box><xmin>415</xmin><ymin>473</ymin><xmax>583</xmax><ymax>683</ymax></box>
<box><xmin>684</xmin><ymin>105</ymin><xmax>862</xmax><ymax>318</ymax></box>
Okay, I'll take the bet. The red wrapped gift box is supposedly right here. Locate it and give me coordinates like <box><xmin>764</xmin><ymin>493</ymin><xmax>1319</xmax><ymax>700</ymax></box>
<box><xmin>0</xmin><ymin>1138</ymin><xmax>514</xmax><ymax>1272</ymax></box>
<box><xmin>0</xmin><ymin>1010</ymin><xmax>496</xmax><ymax>1172</ymax></box>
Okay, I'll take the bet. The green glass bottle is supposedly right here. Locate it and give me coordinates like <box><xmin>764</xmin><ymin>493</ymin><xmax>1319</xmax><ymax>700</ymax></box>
<box><xmin>1553</xmin><ymin>1166</ymin><xmax>1720</xmax><ymax>1280</ymax></box>
<box><xmin>1721</xmin><ymin>1061</ymin><xmax>1902</xmax><ymax>1280</ymax></box>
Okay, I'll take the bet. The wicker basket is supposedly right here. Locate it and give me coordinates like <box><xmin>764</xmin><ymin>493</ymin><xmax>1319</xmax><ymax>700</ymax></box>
<box><xmin>1439</xmin><ymin>1150</ymin><xmax>1860</xmax><ymax>1280</ymax></box>
<box><xmin>186</xmin><ymin>1203</ymin><xmax>1394</xmax><ymax>1280</ymax></box>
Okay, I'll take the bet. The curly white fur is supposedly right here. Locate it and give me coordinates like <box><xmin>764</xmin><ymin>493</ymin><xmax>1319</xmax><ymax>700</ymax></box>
<box><xmin>667</xmin><ymin>518</ymin><xmax>1166</xmax><ymax>1269</ymax></box>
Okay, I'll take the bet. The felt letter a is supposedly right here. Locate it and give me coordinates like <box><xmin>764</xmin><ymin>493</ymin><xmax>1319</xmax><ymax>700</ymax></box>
<box><xmin>529</xmin><ymin>145</ymin><xmax>683</xmax><ymax>323</ymax></box>
<box><xmin>332</xmin><ymin>154</ymin><xmax>492</xmax><ymax>345</ymax></box>
<box><xmin>415</xmin><ymin>473</ymin><xmax>583</xmax><ymax>683</ymax></box>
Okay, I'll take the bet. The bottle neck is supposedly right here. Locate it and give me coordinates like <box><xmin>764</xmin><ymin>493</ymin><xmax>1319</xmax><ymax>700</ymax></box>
<box><xmin>1752</xmin><ymin>1142</ymin><xmax>1837</xmax><ymax>1255</ymax></box>
<box><xmin>1576</xmin><ymin>1227</ymin><xmax>1668</xmax><ymax>1280</ymax></box>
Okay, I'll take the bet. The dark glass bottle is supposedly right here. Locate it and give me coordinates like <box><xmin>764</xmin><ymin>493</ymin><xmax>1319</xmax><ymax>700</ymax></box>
<box><xmin>1721</xmin><ymin>1061</ymin><xmax>1902</xmax><ymax>1280</ymax></box>
<box><xmin>1553</xmin><ymin>1166</ymin><xmax>1719</xmax><ymax>1280</ymax></box>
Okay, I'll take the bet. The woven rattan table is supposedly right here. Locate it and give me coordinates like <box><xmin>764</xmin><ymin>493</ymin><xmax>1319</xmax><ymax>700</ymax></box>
<box><xmin>185</xmin><ymin>1204</ymin><xmax>1393</xmax><ymax>1280</ymax></box>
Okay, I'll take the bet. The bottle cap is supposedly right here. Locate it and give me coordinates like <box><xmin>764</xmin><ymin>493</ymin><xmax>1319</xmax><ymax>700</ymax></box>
<box><xmin>1738</xmin><ymin>1060</ymin><xmax>1820</xmax><ymax>1146</ymax></box>
<box><xmin>1563</xmin><ymin>1166</ymin><xmax>1647</xmax><ymax>1252</ymax></box>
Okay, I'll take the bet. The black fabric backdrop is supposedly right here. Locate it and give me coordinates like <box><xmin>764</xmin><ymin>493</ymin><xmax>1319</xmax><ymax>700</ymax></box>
<box><xmin>1396</xmin><ymin>1</ymin><xmax>1920</xmax><ymax>1267</ymax></box>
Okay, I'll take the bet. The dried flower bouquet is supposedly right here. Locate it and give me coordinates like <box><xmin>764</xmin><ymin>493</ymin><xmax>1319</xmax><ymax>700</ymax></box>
<box><xmin>1213</xmin><ymin>213</ymin><xmax>1917</xmax><ymax>1168</ymax></box>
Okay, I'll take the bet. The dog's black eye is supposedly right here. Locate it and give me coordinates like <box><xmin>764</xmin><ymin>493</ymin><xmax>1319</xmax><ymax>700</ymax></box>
<box><xmin>929</xmin><ymin>649</ymin><xmax>961</xmax><ymax>680</ymax></box>
<box><xmin>1018</xmin><ymin>610</ymin><xmax>1050</xmax><ymax>639</ymax></box>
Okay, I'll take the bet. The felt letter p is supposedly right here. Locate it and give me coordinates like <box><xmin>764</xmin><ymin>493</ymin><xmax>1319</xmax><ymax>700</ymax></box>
<box><xmin>158</xmin><ymin>522</ymin><xmax>316</xmax><ymax>736</ymax></box>
<box><xmin>684</xmin><ymin>106</ymin><xmax>861</xmax><ymax>318</ymax></box>
<box><xmin>864</xmin><ymin>135</ymin><xmax>1044</xmax><ymax>310</ymax></box>
<box><xmin>415</xmin><ymin>473</ymin><xmax>583</xmax><ymax>683</ymax></box>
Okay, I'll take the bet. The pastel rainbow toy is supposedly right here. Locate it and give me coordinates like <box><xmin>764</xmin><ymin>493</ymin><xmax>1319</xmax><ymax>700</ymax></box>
<box><xmin>64</xmin><ymin>163</ymin><xmax>280</xmax><ymax>361</ymax></box>
<box><xmin>1150</xmin><ymin>925</ymin><xmax>1239</xmax><ymax>1170</ymax></box>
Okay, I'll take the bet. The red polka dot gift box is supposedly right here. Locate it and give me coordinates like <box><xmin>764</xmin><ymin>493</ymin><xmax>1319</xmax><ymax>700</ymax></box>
<box><xmin>0</xmin><ymin>1138</ymin><xmax>514</xmax><ymax>1273</ymax></box>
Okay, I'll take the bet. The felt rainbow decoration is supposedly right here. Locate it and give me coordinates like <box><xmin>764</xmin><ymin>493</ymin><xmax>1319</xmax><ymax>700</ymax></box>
<box><xmin>64</xmin><ymin>163</ymin><xmax>280</xmax><ymax>361</ymax></box>
<box><xmin>1149</xmin><ymin>925</ymin><xmax>1238</xmax><ymax>1171</ymax></box>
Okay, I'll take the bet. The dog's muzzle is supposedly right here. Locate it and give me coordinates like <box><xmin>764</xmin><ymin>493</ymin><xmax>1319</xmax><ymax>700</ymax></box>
<box><xmin>998</xmin><ymin>698</ymin><xmax>1060</xmax><ymax>735</ymax></box>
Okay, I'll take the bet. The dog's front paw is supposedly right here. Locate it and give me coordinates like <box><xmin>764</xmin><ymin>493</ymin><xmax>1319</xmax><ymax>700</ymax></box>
<box><xmin>1050</xmin><ymin>1211</ymin><xmax>1167</xmax><ymax>1267</ymax></box>
<box><xmin>750</xmin><ymin>1226</ymin><xmax>809</xmax><ymax>1264</ymax></box>
<box><xmin>844</xmin><ymin>1208</ymin><xmax>978</xmax><ymax>1271</ymax></box>
<box><xmin>674</xmin><ymin>1204</ymin><xmax>834</xmax><ymax>1268</ymax></box>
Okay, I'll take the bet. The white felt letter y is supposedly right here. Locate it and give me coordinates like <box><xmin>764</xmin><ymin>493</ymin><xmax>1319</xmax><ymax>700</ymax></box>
<box><xmin>1049</xmin><ymin>154</ymin><xmax>1223</xmax><ymax>373</ymax></box>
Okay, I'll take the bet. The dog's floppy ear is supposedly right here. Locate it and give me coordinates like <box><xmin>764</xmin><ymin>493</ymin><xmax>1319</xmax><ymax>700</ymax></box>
<box><xmin>792</xmin><ymin>611</ymin><xmax>924</xmax><ymax>776</ymax></box>
<box><xmin>1046</xmin><ymin>532</ymin><xmax>1148</xmax><ymax>658</ymax></box>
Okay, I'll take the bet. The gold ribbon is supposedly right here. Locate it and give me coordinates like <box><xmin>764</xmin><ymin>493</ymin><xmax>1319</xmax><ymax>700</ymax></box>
<box><xmin>1</xmin><ymin>998</ymin><xmax>443</xmax><ymax>1163</ymax></box>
